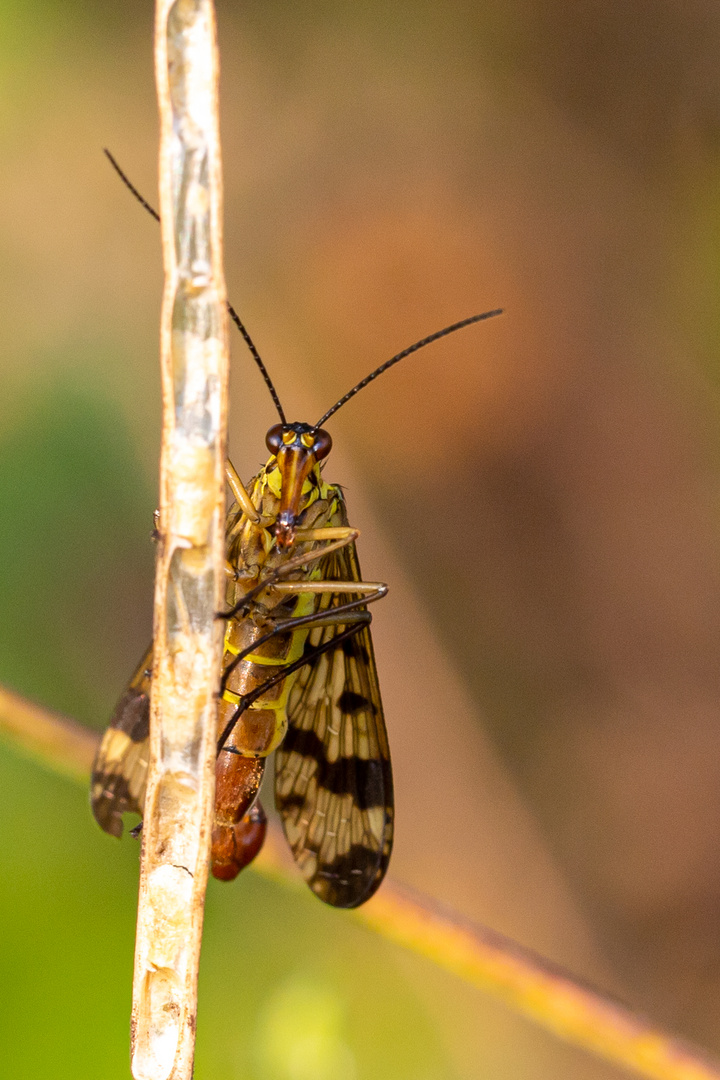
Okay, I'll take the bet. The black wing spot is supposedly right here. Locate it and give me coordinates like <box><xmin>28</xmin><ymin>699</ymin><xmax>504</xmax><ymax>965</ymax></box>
<box><xmin>109</xmin><ymin>688</ymin><xmax>150</xmax><ymax>742</ymax></box>
<box><xmin>337</xmin><ymin>689</ymin><xmax>373</xmax><ymax>715</ymax></box>
<box><xmin>310</xmin><ymin>843</ymin><xmax>388</xmax><ymax>908</ymax></box>
<box><xmin>277</xmin><ymin>793</ymin><xmax>305</xmax><ymax>813</ymax></box>
<box><xmin>341</xmin><ymin>636</ymin><xmax>369</xmax><ymax>662</ymax></box>
<box><xmin>280</xmin><ymin>728</ymin><xmax>388</xmax><ymax>808</ymax></box>
<box><xmin>302</xmin><ymin>636</ymin><xmax>319</xmax><ymax>659</ymax></box>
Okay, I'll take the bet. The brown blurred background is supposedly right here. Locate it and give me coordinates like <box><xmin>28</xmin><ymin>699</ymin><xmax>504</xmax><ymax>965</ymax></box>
<box><xmin>1</xmin><ymin>1</ymin><xmax>720</xmax><ymax>1077</ymax></box>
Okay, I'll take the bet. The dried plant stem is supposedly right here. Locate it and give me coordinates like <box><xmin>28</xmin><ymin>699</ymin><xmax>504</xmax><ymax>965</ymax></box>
<box><xmin>3</xmin><ymin>690</ymin><xmax>720</xmax><ymax>1080</ymax></box>
<box><xmin>130</xmin><ymin>3</ymin><xmax>229</xmax><ymax>1079</ymax></box>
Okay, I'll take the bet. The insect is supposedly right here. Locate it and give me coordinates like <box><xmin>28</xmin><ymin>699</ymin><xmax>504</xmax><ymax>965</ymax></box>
<box><xmin>90</xmin><ymin>153</ymin><xmax>502</xmax><ymax>907</ymax></box>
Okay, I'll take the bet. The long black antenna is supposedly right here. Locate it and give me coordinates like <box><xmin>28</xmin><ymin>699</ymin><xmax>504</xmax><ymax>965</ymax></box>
<box><xmin>314</xmin><ymin>308</ymin><xmax>503</xmax><ymax>429</ymax></box>
<box><xmin>224</xmin><ymin>304</ymin><xmax>286</xmax><ymax>424</ymax></box>
<box><xmin>103</xmin><ymin>149</ymin><xmax>286</xmax><ymax>424</ymax></box>
<box><xmin>104</xmin><ymin>149</ymin><xmax>160</xmax><ymax>223</ymax></box>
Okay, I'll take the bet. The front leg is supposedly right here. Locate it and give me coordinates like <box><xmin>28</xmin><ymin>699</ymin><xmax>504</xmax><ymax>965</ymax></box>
<box><xmin>217</xmin><ymin>621</ymin><xmax>368</xmax><ymax>755</ymax></box>
<box><xmin>221</xmin><ymin>529</ymin><xmax>362</xmax><ymax>621</ymax></box>
<box><xmin>224</xmin><ymin>458</ymin><xmax>260</xmax><ymax>523</ymax></box>
<box><xmin>221</xmin><ymin>580</ymin><xmax>387</xmax><ymax>691</ymax></box>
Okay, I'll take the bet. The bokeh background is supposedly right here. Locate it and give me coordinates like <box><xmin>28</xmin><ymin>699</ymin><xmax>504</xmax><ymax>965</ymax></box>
<box><xmin>1</xmin><ymin>1</ymin><xmax>720</xmax><ymax>1077</ymax></box>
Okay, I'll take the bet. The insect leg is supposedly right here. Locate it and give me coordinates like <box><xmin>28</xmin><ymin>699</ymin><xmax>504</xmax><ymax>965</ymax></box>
<box><xmin>220</xmin><ymin>584</ymin><xmax>387</xmax><ymax>691</ymax></box>
<box><xmin>217</xmin><ymin>621</ymin><xmax>367</xmax><ymax>755</ymax></box>
<box><xmin>292</xmin><ymin>527</ymin><xmax>357</xmax><ymax>542</ymax></box>
<box><xmin>271</xmin><ymin>580</ymin><xmax>385</xmax><ymax>595</ymax></box>
<box><xmin>220</xmin><ymin>530</ymin><xmax>361</xmax><ymax>621</ymax></box>
<box><xmin>218</xmin><ymin>526</ymin><xmax>387</xmax><ymax>753</ymax></box>
<box><xmin>225</xmin><ymin>459</ymin><xmax>260</xmax><ymax>523</ymax></box>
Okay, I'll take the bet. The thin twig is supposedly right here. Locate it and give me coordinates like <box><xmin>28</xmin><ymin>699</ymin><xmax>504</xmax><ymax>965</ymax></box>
<box><xmin>0</xmin><ymin>684</ymin><xmax>97</xmax><ymax>782</ymax></box>
<box><xmin>131</xmin><ymin>3</ymin><xmax>229</xmax><ymax>1079</ymax></box>
<box><xmin>357</xmin><ymin>889</ymin><xmax>720</xmax><ymax>1080</ymax></box>
<box><xmin>2</xmin><ymin>688</ymin><xmax>719</xmax><ymax>1080</ymax></box>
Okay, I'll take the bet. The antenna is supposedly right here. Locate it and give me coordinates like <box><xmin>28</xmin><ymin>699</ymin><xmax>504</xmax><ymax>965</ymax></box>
<box><xmin>224</xmin><ymin>306</ymin><xmax>286</xmax><ymax>424</ymax></box>
<box><xmin>105</xmin><ymin>151</ymin><xmax>503</xmax><ymax>435</ymax></box>
<box><xmin>314</xmin><ymin>308</ymin><xmax>503</xmax><ymax>429</ymax></box>
<box><xmin>103</xmin><ymin>149</ymin><xmax>286</xmax><ymax>424</ymax></box>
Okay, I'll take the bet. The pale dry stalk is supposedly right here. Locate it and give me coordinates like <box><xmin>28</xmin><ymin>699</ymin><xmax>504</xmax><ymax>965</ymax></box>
<box><xmin>130</xmin><ymin>2</ymin><xmax>229</xmax><ymax>1079</ymax></box>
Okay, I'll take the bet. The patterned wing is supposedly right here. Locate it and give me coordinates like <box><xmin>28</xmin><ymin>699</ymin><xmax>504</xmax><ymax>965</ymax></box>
<box><xmin>274</xmin><ymin>535</ymin><xmax>393</xmax><ymax>908</ymax></box>
<box><xmin>91</xmin><ymin>645</ymin><xmax>152</xmax><ymax>838</ymax></box>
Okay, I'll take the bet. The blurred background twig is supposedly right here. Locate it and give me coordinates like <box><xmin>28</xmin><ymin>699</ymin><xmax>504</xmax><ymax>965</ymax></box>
<box><xmin>4</xmin><ymin>685</ymin><xmax>720</xmax><ymax>1080</ymax></box>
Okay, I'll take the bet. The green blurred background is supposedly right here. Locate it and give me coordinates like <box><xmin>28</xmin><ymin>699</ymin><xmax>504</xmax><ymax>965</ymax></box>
<box><xmin>2</xmin><ymin>1</ymin><xmax>720</xmax><ymax>1077</ymax></box>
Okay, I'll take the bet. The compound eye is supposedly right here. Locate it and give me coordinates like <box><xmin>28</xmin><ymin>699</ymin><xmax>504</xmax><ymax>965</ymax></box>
<box><xmin>313</xmin><ymin>429</ymin><xmax>332</xmax><ymax>460</ymax></box>
<box><xmin>266</xmin><ymin>424</ymin><xmax>284</xmax><ymax>454</ymax></box>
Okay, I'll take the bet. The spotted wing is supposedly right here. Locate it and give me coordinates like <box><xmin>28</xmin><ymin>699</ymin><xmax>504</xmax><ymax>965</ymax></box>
<box><xmin>274</xmin><ymin>534</ymin><xmax>393</xmax><ymax>908</ymax></box>
<box><xmin>91</xmin><ymin>645</ymin><xmax>152</xmax><ymax>838</ymax></box>
<box><xmin>90</xmin><ymin>491</ymin><xmax>246</xmax><ymax>839</ymax></box>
